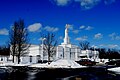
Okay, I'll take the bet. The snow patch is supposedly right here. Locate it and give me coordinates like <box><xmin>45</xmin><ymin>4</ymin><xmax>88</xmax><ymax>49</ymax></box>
<box><xmin>29</xmin><ymin>63</ymin><xmax>49</xmax><ymax>68</ymax></box>
<box><xmin>49</xmin><ymin>59</ymin><xmax>85</xmax><ymax>68</ymax></box>
<box><xmin>108</xmin><ymin>67</ymin><xmax>120</xmax><ymax>74</ymax></box>
<box><xmin>29</xmin><ymin>59</ymin><xmax>86</xmax><ymax>68</ymax></box>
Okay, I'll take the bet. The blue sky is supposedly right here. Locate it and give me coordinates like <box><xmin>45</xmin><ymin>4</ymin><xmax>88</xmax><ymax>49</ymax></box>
<box><xmin>0</xmin><ymin>0</ymin><xmax>120</xmax><ymax>49</ymax></box>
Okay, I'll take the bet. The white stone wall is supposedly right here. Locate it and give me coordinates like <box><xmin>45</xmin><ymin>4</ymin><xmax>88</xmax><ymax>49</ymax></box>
<box><xmin>64</xmin><ymin>47</ymin><xmax>70</xmax><ymax>59</ymax></box>
<box><xmin>70</xmin><ymin>48</ymin><xmax>75</xmax><ymax>60</ymax></box>
<box><xmin>79</xmin><ymin>50</ymin><xmax>99</xmax><ymax>60</ymax></box>
<box><xmin>0</xmin><ymin>56</ymin><xmax>9</xmax><ymax>63</ymax></box>
<box><xmin>56</xmin><ymin>46</ymin><xmax>82</xmax><ymax>61</ymax></box>
<box><xmin>56</xmin><ymin>46</ymin><xmax>63</xmax><ymax>59</ymax></box>
<box><xmin>28</xmin><ymin>45</ymin><xmax>40</xmax><ymax>56</ymax></box>
<box><xmin>20</xmin><ymin>56</ymin><xmax>30</xmax><ymax>64</ymax></box>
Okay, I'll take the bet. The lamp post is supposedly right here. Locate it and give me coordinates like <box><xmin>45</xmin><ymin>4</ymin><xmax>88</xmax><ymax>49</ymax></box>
<box><xmin>93</xmin><ymin>47</ymin><xmax>96</xmax><ymax>61</ymax></box>
<box><xmin>41</xmin><ymin>38</ymin><xmax>46</xmax><ymax>62</ymax></box>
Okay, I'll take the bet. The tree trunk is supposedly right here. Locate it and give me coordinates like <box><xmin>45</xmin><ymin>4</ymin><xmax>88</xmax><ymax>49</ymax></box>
<box><xmin>18</xmin><ymin>55</ymin><xmax>20</xmax><ymax>64</ymax></box>
<box><xmin>18</xmin><ymin>51</ymin><xmax>20</xmax><ymax>64</ymax></box>
<box><xmin>13</xmin><ymin>55</ymin><xmax>14</xmax><ymax>63</ymax></box>
<box><xmin>48</xmin><ymin>52</ymin><xmax>50</xmax><ymax>65</ymax></box>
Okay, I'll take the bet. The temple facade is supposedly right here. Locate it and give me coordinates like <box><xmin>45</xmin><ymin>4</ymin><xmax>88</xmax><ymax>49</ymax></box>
<box><xmin>56</xmin><ymin>24</ymin><xmax>80</xmax><ymax>61</ymax></box>
<box><xmin>56</xmin><ymin>24</ymin><xmax>99</xmax><ymax>61</ymax></box>
<box><xmin>7</xmin><ymin>24</ymin><xmax>99</xmax><ymax>64</ymax></box>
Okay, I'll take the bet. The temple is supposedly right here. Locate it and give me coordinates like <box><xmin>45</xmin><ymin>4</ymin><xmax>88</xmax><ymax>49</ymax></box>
<box><xmin>6</xmin><ymin>24</ymin><xmax>99</xmax><ymax>64</ymax></box>
<box><xmin>56</xmin><ymin>24</ymin><xmax>81</xmax><ymax>61</ymax></box>
<box><xmin>56</xmin><ymin>24</ymin><xmax>99</xmax><ymax>61</ymax></box>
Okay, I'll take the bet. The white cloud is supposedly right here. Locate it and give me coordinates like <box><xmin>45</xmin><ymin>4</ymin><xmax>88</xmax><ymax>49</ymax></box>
<box><xmin>80</xmin><ymin>25</ymin><xmax>85</xmax><ymax>29</ymax></box>
<box><xmin>109</xmin><ymin>33</ymin><xmax>120</xmax><ymax>40</ymax></box>
<box><xmin>108</xmin><ymin>44</ymin><xmax>119</xmax><ymax>49</ymax></box>
<box><xmin>72</xmin><ymin>30</ymin><xmax>79</xmax><ymax>34</ymax></box>
<box><xmin>0</xmin><ymin>28</ymin><xmax>9</xmax><ymax>35</ymax></box>
<box><xmin>94</xmin><ymin>33</ymin><xmax>103</xmax><ymax>39</ymax></box>
<box><xmin>80</xmin><ymin>0</ymin><xmax>101</xmax><ymax>10</ymax></box>
<box><xmin>99</xmin><ymin>44</ymin><xmax>106</xmax><ymax>47</ymax></box>
<box><xmin>79</xmin><ymin>25</ymin><xmax>93</xmax><ymax>31</ymax></box>
<box><xmin>99</xmin><ymin>44</ymin><xmax>119</xmax><ymax>49</ymax></box>
<box><xmin>54</xmin><ymin>0</ymin><xmax>71</xmax><ymax>6</ymax></box>
<box><xmin>109</xmin><ymin>32</ymin><xmax>115</xmax><ymax>40</ymax></box>
<box><xmin>38</xmin><ymin>37</ymin><xmax>42</xmax><ymax>41</ymax></box>
<box><xmin>104</xmin><ymin>0</ymin><xmax>116</xmax><ymax>4</ymax></box>
<box><xmin>91</xmin><ymin>45</ymin><xmax>98</xmax><ymax>48</ymax></box>
<box><xmin>75</xmin><ymin>36</ymin><xmax>88</xmax><ymax>41</ymax></box>
<box><xmin>59</xmin><ymin>36</ymin><xmax>63</xmax><ymax>39</ymax></box>
<box><xmin>44</xmin><ymin>26</ymin><xmax>59</xmax><ymax>32</ymax></box>
<box><xmin>115</xmin><ymin>36</ymin><xmax>120</xmax><ymax>40</ymax></box>
<box><xmin>28</xmin><ymin>23</ymin><xmax>42</xmax><ymax>32</ymax></box>
<box><xmin>85</xmin><ymin>26</ymin><xmax>93</xmax><ymax>30</ymax></box>
<box><xmin>51</xmin><ymin>0</ymin><xmax>116</xmax><ymax>10</ymax></box>
<box><xmin>109</xmin><ymin>32</ymin><xmax>116</xmax><ymax>38</ymax></box>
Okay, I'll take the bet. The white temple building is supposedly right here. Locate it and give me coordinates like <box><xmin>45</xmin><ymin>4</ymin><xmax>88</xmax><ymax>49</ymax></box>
<box><xmin>56</xmin><ymin>24</ymin><xmax>99</xmax><ymax>61</ymax></box>
<box><xmin>3</xmin><ymin>24</ymin><xmax>99</xmax><ymax>64</ymax></box>
<box><xmin>56</xmin><ymin>24</ymin><xmax>80</xmax><ymax>61</ymax></box>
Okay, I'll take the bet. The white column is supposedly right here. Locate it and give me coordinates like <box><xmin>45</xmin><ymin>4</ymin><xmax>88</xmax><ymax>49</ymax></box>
<box><xmin>41</xmin><ymin>38</ymin><xmax>46</xmax><ymax>62</ymax></box>
<box><xmin>41</xmin><ymin>43</ymin><xmax>43</xmax><ymax>62</ymax></box>
<box><xmin>75</xmin><ymin>48</ymin><xmax>78</xmax><ymax>61</ymax></box>
<box><xmin>86</xmin><ymin>50</ymin><xmax>89</xmax><ymax>59</ymax></box>
<box><xmin>56</xmin><ymin>47</ymin><xmax>59</xmax><ymax>59</ymax></box>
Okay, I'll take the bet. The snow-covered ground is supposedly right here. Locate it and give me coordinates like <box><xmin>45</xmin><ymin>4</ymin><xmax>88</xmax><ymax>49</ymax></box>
<box><xmin>108</xmin><ymin>67</ymin><xmax>120</xmax><ymax>74</ymax></box>
<box><xmin>0</xmin><ymin>59</ymin><xmax>94</xmax><ymax>68</ymax></box>
<box><xmin>10</xmin><ymin>63</ymin><xmax>31</xmax><ymax>66</ymax></box>
<box><xmin>0</xmin><ymin>62</ymin><xmax>31</xmax><ymax>67</ymax></box>
<box><xmin>29</xmin><ymin>59</ymin><xmax>86</xmax><ymax>68</ymax></box>
<box><xmin>29</xmin><ymin>63</ymin><xmax>48</xmax><ymax>68</ymax></box>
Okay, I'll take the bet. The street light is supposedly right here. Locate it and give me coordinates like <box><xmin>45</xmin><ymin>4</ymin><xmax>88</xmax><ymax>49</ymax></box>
<box><xmin>41</xmin><ymin>38</ymin><xmax>46</xmax><ymax>62</ymax></box>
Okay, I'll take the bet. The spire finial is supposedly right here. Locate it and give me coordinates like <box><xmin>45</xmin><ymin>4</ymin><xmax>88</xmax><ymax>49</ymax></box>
<box><xmin>66</xmin><ymin>24</ymin><xmax>69</xmax><ymax>29</ymax></box>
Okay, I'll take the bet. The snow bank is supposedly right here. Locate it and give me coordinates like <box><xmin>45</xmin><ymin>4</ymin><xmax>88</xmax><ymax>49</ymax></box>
<box><xmin>0</xmin><ymin>63</ymin><xmax>5</xmax><ymax>67</ymax></box>
<box><xmin>108</xmin><ymin>67</ymin><xmax>120</xmax><ymax>74</ymax></box>
<box><xmin>29</xmin><ymin>59</ymin><xmax>86</xmax><ymax>68</ymax></box>
<box><xmin>11</xmin><ymin>63</ymin><xmax>30</xmax><ymax>66</ymax></box>
<box><xmin>0</xmin><ymin>63</ymin><xmax>31</xmax><ymax>67</ymax></box>
<box><xmin>29</xmin><ymin>63</ymin><xmax>48</xmax><ymax>68</ymax></box>
<box><xmin>49</xmin><ymin>59</ymin><xmax>85</xmax><ymax>68</ymax></box>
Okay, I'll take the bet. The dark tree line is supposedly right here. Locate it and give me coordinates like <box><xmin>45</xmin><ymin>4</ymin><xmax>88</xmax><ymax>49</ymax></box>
<box><xmin>79</xmin><ymin>41</ymin><xmax>120</xmax><ymax>59</ymax></box>
<box><xmin>0</xmin><ymin>45</ymin><xmax>10</xmax><ymax>56</ymax></box>
<box><xmin>93</xmin><ymin>48</ymin><xmax>120</xmax><ymax>59</ymax></box>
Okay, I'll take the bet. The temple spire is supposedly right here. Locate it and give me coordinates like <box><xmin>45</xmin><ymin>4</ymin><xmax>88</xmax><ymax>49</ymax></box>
<box><xmin>63</xmin><ymin>24</ymin><xmax>70</xmax><ymax>44</ymax></box>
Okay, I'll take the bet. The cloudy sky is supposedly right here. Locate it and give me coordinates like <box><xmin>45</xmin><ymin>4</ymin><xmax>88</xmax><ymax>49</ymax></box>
<box><xmin>0</xmin><ymin>0</ymin><xmax>120</xmax><ymax>49</ymax></box>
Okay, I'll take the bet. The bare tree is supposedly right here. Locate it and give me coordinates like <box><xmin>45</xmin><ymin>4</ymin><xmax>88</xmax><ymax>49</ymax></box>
<box><xmin>9</xmin><ymin>22</ymin><xmax>18</xmax><ymax>63</ymax></box>
<box><xmin>41</xmin><ymin>32</ymin><xmax>57</xmax><ymax>64</ymax></box>
<box><xmin>79</xmin><ymin>41</ymin><xmax>90</xmax><ymax>50</ymax></box>
<box><xmin>9</xmin><ymin>19</ymin><xmax>30</xmax><ymax>64</ymax></box>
